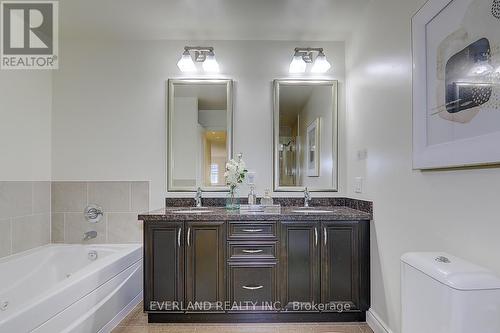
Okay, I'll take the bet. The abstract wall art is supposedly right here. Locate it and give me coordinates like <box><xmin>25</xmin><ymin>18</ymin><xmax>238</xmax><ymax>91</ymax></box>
<box><xmin>412</xmin><ymin>0</ymin><xmax>500</xmax><ymax>169</ymax></box>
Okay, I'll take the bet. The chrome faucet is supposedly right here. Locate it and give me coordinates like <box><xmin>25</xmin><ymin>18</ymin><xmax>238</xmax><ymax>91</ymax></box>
<box><xmin>304</xmin><ymin>187</ymin><xmax>312</xmax><ymax>207</ymax></box>
<box><xmin>195</xmin><ymin>187</ymin><xmax>203</xmax><ymax>207</ymax></box>
<box><xmin>83</xmin><ymin>230</ymin><xmax>97</xmax><ymax>241</ymax></box>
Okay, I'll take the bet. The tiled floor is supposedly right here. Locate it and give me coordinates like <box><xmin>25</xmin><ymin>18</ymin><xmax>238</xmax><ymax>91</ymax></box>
<box><xmin>112</xmin><ymin>303</ymin><xmax>374</xmax><ymax>333</ymax></box>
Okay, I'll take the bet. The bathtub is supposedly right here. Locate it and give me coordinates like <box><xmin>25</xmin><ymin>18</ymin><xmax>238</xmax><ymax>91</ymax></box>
<box><xmin>0</xmin><ymin>244</ymin><xmax>143</xmax><ymax>333</ymax></box>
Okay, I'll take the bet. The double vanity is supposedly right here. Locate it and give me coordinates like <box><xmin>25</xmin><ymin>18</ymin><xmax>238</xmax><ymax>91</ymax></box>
<box><xmin>148</xmin><ymin>77</ymin><xmax>370</xmax><ymax>323</ymax></box>
<box><xmin>139</xmin><ymin>198</ymin><xmax>371</xmax><ymax>323</ymax></box>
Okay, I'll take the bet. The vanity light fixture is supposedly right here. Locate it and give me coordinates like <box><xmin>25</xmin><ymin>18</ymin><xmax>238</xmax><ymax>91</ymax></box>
<box><xmin>202</xmin><ymin>50</ymin><xmax>220</xmax><ymax>73</ymax></box>
<box><xmin>177</xmin><ymin>50</ymin><xmax>196</xmax><ymax>72</ymax></box>
<box><xmin>289</xmin><ymin>51</ymin><xmax>307</xmax><ymax>73</ymax></box>
<box><xmin>289</xmin><ymin>48</ymin><xmax>332</xmax><ymax>74</ymax></box>
<box><xmin>177</xmin><ymin>46</ymin><xmax>220</xmax><ymax>73</ymax></box>
<box><xmin>311</xmin><ymin>50</ymin><xmax>331</xmax><ymax>73</ymax></box>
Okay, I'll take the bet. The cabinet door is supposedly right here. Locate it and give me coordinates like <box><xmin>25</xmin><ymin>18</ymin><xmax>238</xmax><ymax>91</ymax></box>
<box><xmin>228</xmin><ymin>261</ymin><xmax>278</xmax><ymax>311</ymax></box>
<box><xmin>185</xmin><ymin>222</ymin><xmax>225</xmax><ymax>311</ymax></box>
<box><xmin>321</xmin><ymin>222</ymin><xmax>360</xmax><ymax>311</ymax></box>
<box><xmin>144</xmin><ymin>222</ymin><xmax>184</xmax><ymax>312</ymax></box>
<box><xmin>280</xmin><ymin>222</ymin><xmax>320</xmax><ymax>311</ymax></box>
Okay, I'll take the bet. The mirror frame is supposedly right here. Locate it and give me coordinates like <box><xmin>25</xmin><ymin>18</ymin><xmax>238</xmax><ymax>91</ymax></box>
<box><xmin>273</xmin><ymin>79</ymin><xmax>339</xmax><ymax>192</ymax></box>
<box><xmin>167</xmin><ymin>78</ymin><xmax>233</xmax><ymax>192</ymax></box>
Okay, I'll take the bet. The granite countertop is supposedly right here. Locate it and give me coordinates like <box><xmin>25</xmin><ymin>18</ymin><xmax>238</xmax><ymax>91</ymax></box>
<box><xmin>138</xmin><ymin>206</ymin><xmax>372</xmax><ymax>222</ymax></box>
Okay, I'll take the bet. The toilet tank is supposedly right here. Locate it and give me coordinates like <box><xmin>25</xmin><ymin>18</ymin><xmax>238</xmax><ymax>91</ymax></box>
<box><xmin>401</xmin><ymin>252</ymin><xmax>500</xmax><ymax>333</ymax></box>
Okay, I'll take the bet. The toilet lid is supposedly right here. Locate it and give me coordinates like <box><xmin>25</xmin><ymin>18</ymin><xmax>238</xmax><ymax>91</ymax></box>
<box><xmin>401</xmin><ymin>252</ymin><xmax>500</xmax><ymax>291</ymax></box>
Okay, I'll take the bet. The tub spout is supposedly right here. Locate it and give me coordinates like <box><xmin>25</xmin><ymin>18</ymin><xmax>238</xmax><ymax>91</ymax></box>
<box><xmin>83</xmin><ymin>230</ymin><xmax>97</xmax><ymax>241</ymax></box>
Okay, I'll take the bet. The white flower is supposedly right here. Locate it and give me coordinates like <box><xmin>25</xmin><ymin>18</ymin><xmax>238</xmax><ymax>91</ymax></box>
<box><xmin>225</xmin><ymin>153</ymin><xmax>248</xmax><ymax>189</ymax></box>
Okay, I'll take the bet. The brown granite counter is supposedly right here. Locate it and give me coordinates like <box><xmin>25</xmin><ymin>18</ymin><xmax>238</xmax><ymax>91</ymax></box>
<box><xmin>138</xmin><ymin>206</ymin><xmax>372</xmax><ymax>222</ymax></box>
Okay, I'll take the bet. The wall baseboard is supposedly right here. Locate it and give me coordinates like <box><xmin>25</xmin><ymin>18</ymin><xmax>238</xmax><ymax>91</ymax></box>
<box><xmin>366</xmin><ymin>308</ymin><xmax>394</xmax><ymax>333</ymax></box>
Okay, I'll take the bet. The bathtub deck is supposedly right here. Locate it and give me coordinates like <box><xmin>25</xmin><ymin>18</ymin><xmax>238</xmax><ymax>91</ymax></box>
<box><xmin>112</xmin><ymin>303</ymin><xmax>374</xmax><ymax>333</ymax></box>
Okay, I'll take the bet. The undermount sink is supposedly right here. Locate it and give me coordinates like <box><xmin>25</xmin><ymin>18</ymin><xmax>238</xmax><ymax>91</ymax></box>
<box><xmin>291</xmin><ymin>209</ymin><xmax>333</xmax><ymax>213</ymax></box>
<box><xmin>172</xmin><ymin>209</ymin><xmax>213</xmax><ymax>214</ymax></box>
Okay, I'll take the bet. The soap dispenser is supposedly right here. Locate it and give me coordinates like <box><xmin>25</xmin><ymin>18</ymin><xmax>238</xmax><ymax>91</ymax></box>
<box><xmin>261</xmin><ymin>189</ymin><xmax>273</xmax><ymax>205</ymax></box>
<box><xmin>248</xmin><ymin>185</ymin><xmax>257</xmax><ymax>205</ymax></box>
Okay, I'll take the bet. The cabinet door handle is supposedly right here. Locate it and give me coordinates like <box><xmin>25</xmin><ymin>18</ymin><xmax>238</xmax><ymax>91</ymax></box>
<box><xmin>242</xmin><ymin>285</ymin><xmax>264</xmax><ymax>290</ymax></box>
<box><xmin>314</xmin><ymin>227</ymin><xmax>318</xmax><ymax>247</ymax></box>
<box><xmin>242</xmin><ymin>249</ymin><xmax>263</xmax><ymax>254</ymax></box>
<box><xmin>177</xmin><ymin>228</ymin><xmax>182</xmax><ymax>247</ymax></box>
<box><xmin>242</xmin><ymin>228</ymin><xmax>262</xmax><ymax>233</ymax></box>
<box><xmin>324</xmin><ymin>227</ymin><xmax>327</xmax><ymax>246</ymax></box>
<box><xmin>187</xmin><ymin>227</ymin><xmax>191</xmax><ymax>246</ymax></box>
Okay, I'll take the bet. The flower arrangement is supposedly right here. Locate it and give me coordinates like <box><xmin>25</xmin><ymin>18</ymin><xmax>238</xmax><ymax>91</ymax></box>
<box><xmin>224</xmin><ymin>153</ymin><xmax>248</xmax><ymax>190</ymax></box>
<box><xmin>224</xmin><ymin>153</ymin><xmax>247</xmax><ymax>209</ymax></box>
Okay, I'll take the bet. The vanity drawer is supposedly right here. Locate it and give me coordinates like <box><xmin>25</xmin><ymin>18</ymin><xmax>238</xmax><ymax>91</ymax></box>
<box><xmin>228</xmin><ymin>222</ymin><xmax>277</xmax><ymax>240</ymax></box>
<box><xmin>227</xmin><ymin>261</ymin><xmax>278</xmax><ymax>311</ymax></box>
<box><xmin>228</xmin><ymin>241</ymin><xmax>277</xmax><ymax>260</ymax></box>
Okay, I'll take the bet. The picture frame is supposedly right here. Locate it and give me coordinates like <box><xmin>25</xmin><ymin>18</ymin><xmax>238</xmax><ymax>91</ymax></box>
<box><xmin>306</xmin><ymin>118</ymin><xmax>320</xmax><ymax>177</ymax></box>
<box><xmin>412</xmin><ymin>0</ymin><xmax>500</xmax><ymax>169</ymax></box>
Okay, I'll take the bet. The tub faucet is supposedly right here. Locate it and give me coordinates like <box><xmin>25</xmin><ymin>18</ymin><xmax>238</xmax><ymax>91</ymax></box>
<box><xmin>83</xmin><ymin>230</ymin><xmax>97</xmax><ymax>241</ymax></box>
<box><xmin>195</xmin><ymin>187</ymin><xmax>203</xmax><ymax>207</ymax></box>
<box><xmin>304</xmin><ymin>187</ymin><xmax>311</xmax><ymax>207</ymax></box>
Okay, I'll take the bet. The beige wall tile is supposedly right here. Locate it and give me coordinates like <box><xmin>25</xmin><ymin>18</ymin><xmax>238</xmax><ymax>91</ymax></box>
<box><xmin>51</xmin><ymin>213</ymin><xmax>64</xmax><ymax>243</ymax></box>
<box><xmin>33</xmin><ymin>181</ymin><xmax>51</xmax><ymax>214</ymax></box>
<box><xmin>12</xmin><ymin>214</ymin><xmax>50</xmax><ymax>253</ymax></box>
<box><xmin>131</xmin><ymin>181</ymin><xmax>149</xmax><ymax>213</ymax></box>
<box><xmin>52</xmin><ymin>182</ymin><xmax>87</xmax><ymax>212</ymax></box>
<box><xmin>65</xmin><ymin>212</ymin><xmax>106</xmax><ymax>243</ymax></box>
<box><xmin>0</xmin><ymin>218</ymin><xmax>12</xmax><ymax>258</ymax></box>
<box><xmin>88</xmin><ymin>182</ymin><xmax>130</xmax><ymax>212</ymax></box>
<box><xmin>0</xmin><ymin>181</ymin><xmax>33</xmax><ymax>219</ymax></box>
<box><xmin>108</xmin><ymin>213</ymin><xmax>143</xmax><ymax>243</ymax></box>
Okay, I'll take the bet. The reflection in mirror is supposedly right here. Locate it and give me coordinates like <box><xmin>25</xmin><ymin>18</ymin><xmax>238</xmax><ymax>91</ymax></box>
<box><xmin>168</xmin><ymin>79</ymin><xmax>232</xmax><ymax>191</ymax></box>
<box><xmin>274</xmin><ymin>80</ymin><xmax>338</xmax><ymax>191</ymax></box>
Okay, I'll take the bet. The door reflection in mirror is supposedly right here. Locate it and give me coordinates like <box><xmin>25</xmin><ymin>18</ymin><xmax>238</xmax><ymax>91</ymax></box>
<box><xmin>168</xmin><ymin>80</ymin><xmax>233</xmax><ymax>191</ymax></box>
<box><xmin>274</xmin><ymin>80</ymin><xmax>338</xmax><ymax>192</ymax></box>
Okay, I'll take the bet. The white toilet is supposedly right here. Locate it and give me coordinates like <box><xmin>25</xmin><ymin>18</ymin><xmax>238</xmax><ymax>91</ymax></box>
<box><xmin>401</xmin><ymin>252</ymin><xmax>500</xmax><ymax>333</ymax></box>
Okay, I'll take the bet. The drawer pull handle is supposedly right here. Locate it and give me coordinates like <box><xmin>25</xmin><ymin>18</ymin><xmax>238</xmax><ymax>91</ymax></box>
<box><xmin>242</xmin><ymin>285</ymin><xmax>264</xmax><ymax>290</ymax></box>
<box><xmin>242</xmin><ymin>249</ymin><xmax>263</xmax><ymax>254</ymax></box>
<box><xmin>242</xmin><ymin>228</ymin><xmax>263</xmax><ymax>233</ymax></box>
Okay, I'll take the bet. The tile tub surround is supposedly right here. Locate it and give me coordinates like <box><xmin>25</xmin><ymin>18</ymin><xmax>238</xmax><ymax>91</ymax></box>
<box><xmin>51</xmin><ymin>181</ymin><xmax>149</xmax><ymax>243</ymax></box>
<box><xmin>165</xmin><ymin>197</ymin><xmax>373</xmax><ymax>214</ymax></box>
<box><xmin>0</xmin><ymin>181</ymin><xmax>51</xmax><ymax>258</ymax></box>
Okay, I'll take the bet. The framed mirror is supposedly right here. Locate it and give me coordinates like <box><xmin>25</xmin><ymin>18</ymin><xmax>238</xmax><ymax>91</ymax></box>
<box><xmin>167</xmin><ymin>79</ymin><xmax>233</xmax><ymax>191</ymax></box>
<box><xmin>273</xmin><ymin>80</ymin><xmax>338</xmax><ymax>192</ymax></box>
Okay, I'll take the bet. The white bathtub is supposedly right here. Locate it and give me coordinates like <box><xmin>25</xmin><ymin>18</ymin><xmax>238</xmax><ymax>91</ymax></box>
<box><xmin>0</xmin><ymin>244</ymin><xmax>143</xmax><ymax>333</ymax></box>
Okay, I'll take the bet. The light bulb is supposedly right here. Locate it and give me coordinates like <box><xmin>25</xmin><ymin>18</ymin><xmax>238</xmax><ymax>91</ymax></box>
<box><xmin>289</xmin><ymin>53</ymin><xmax>306</xmax><ymax>73</ymax></box>
<box><xmin>311</xmin><ymin>52</ymin><xmax>331</xmax><ymax>73</ymax></box>
<box><xmin>468</xmin><ymin>61</ymin><xmax>493</xmax><ymax>76</ymax></box>
<box><xmin>202</xmin><ymin>52</ymin><xmax>220</xmax><ymax>73</ymax></box>
<box><xmin>177</xmin><ymin>50</ymin><xmax>196</xmax><ymax>72</ymax></box>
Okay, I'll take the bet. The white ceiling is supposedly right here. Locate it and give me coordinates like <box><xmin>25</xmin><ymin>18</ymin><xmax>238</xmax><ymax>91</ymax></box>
<box><xmin>60</xmin><ymin>0</ymin><xmax>370</xmax><ymax>41</ymax></box>
<box><xmin>174</xmin><ymin>84</ymin><xmax>227</xmax><ymax>110</ymax></box>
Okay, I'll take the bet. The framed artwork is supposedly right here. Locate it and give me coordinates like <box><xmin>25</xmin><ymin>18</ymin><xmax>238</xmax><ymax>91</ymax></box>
<box><xmin>306</xmin><ymin>118</ymin><xmax>320</xmax><ymax>177</ymax></box>
<box><xmin>412</xmin><ymin>0</ymin><xmax>500</xmax><ymax>169</ymax></box>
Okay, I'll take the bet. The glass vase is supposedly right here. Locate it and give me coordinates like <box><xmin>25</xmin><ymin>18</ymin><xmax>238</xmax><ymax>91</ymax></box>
<box><xmin>225</xmin><ymin>187</ymin><xmax>240</xmax><ymax>210</ymax></box>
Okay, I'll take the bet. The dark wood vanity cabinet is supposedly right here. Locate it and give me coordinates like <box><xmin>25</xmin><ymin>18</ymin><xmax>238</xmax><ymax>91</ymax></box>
<box><xmin>144</xmin><ymin>218</ymin><xmax>369</xmax><ymax>321</ymax></box>
<box><xmin>144</xmin><ymin>222</ymin><xmax>184</xmax><ymax>312</ymax></box>
<box><xmin>185</xmin><ymin>222</ymin><xmax>226</xmax><ymax>309</ymax></box>
<box><xmin>281</xmin><ymin>221</ymin><xmax>370</xmax><ymax>313</ymax></box>
<box><xmin>280</xmin><ymin>222</ymin><xmax>320</xmax><ymax>310</ymax></box>
<box><xmin>144</xmin><ymin>221</ymin><xmax>225</xmax><ymax>312</ymax></box>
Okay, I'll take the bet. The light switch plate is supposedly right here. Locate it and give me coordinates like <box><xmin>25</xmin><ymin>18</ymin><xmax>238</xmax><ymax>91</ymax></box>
<box><xmin>354</xmin><ymin>177</ymin><xmax>363</xmax><ymax>193</ymax></box>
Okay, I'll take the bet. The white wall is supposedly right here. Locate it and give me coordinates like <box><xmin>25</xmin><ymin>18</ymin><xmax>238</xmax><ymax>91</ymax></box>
<box><xmin>346</xmin><ymin>0</ymin><xmax>500</xmax><ymax>332</ymax></box>
<box><xmin>52</xmin><ymin>40</ymin><xmax>346</xmax><ymax>209</ymax></box>
<box><xmin>0</xmin><ymin>71</ymin><xmax>52</xmax><ymax>180</ymax></box>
